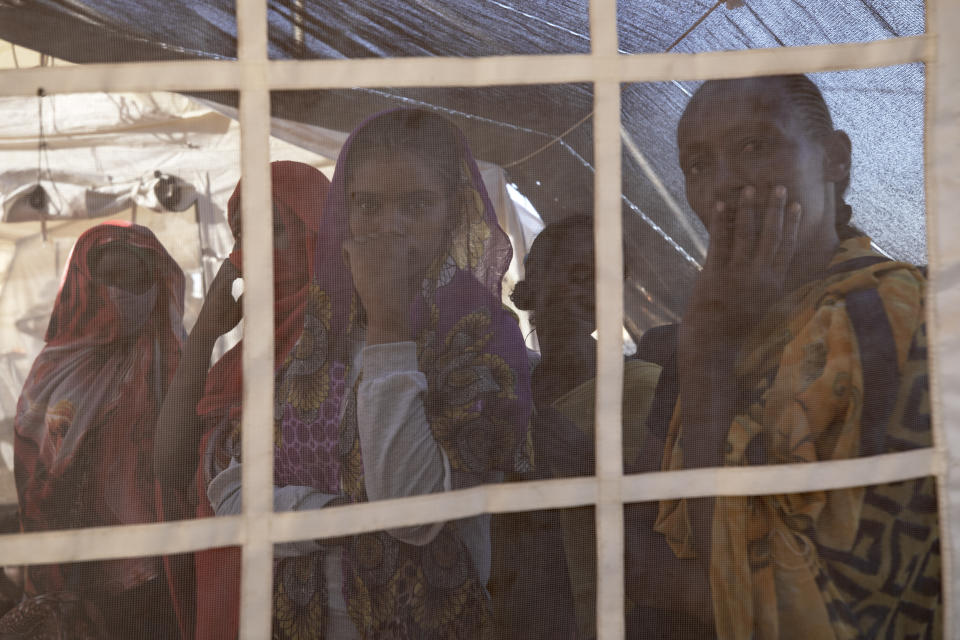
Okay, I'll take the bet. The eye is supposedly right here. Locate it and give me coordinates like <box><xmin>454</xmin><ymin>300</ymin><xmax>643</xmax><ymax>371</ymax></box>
<box><xmin>682</xmin><ymin>156</ymin><xmax>706</xmax><ymax>179</ymax></box>
<box><xmin>352</xmin><ymin>193</ymin><xmax>380</xmax><ymax>215</ymax></box>
<box><xmin>402</xmin><ymin>193</ymin><xmax>438</xmax><ymax>215</ymax></box>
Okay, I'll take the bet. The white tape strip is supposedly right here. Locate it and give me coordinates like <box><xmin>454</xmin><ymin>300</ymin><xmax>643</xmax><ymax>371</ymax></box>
<box><xmin>0</xmin><ymin>448</ymin><xmax>940</xmax><ymax>566</ymax></box>
<box><xmin>0</xmin><ymin>516</ymin><xmax>244</xmax><ymax>565</ymax></box>
<box><xmin>621</xmin><ymin>448</ymin><xmax>942</xmax><ymax>503</ymax></box>
<box><xmin>0</xmin><ymin>37</ymin><xmax>930</xmax><ymax>97</ymax></box>
<box><xmin>594</xmin><ymin>70</ymin><xmax>626</xmax><ymax>640</ymax></box>
<box><xmin>236</xmin><ymin>0</ymin><xmax>274</xmax><ymax>637</ymax></box>
<box><xmin>270</xmin><ymin>476</ymin><xmax>599</xmax><ymax>543</ymax></box>
<box><xmin>926</xmin><ymin>0</ymin><xmax>960</xmax><ymax>636</ymax></box>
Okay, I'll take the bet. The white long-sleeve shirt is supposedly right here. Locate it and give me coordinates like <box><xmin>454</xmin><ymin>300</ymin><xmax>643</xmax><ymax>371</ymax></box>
<box><xmin>206</xmin><ymin>340</ymin><xmax>491</xmax><ymax>635</ymax></box>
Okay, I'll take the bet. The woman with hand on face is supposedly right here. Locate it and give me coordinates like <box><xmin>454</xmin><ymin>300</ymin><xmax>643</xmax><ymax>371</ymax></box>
<box><xmin>204</xmin><ymin>109</ymin><xmax>531</xmax><ymax>639</ymax></box>
<box><xmin>628</xmin><ymin>75</ymin><xmax>939</xmax><ymax>639</ymax></box>
<box><xmin>153</xmin><ymin>161</ymin><xmax>329</xmax><ymax>640</ymax></box>
<box><xmin>2</xmin><ymin>221</ymin><xmax>185</xmax><ymax>638</ymax></box>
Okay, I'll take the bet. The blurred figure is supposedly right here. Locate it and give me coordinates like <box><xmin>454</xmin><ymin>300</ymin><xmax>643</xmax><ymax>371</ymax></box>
<box><xmin>153</xmin><ymin>161</ymin><xmax>329</xmax><ymax>640</ymax></box>
<box><xmin>628</xmin><ymin>74</ymin><xmax>939</xmax><ymax>639</ymax></box>
<box><xmin>204</xmin><ymin>109</ymin><xmax>532</xmax><ymax>638</ymax></box>
<box><xmin>2</xmin><ymin>221</ymin><xmax>185</xmax><ymax>638</ymax></box>
<box><xmin>499</xmin><ymin>216</ymin><xmax>659</xmax><ymax>639</ymax></box>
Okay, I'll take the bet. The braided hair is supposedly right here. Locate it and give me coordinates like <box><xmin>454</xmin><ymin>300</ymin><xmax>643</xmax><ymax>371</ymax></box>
<box><xmin>691</xmin><ymin>74</ymin><xmax>860</xmax><ymax>239</ymax></box>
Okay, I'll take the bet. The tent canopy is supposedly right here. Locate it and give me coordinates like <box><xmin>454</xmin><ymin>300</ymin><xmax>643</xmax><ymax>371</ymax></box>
<box><xmin>0</xmin><ymin>0</ymin><xmax>928</xmax><ymax>329</ymax></box>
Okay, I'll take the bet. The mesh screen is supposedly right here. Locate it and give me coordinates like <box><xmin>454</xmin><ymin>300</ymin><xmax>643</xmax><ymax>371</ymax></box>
<box><xmin>0</xmin><ymin>1</ymin><xmax>952</xmax><ymax>639</ymax></box>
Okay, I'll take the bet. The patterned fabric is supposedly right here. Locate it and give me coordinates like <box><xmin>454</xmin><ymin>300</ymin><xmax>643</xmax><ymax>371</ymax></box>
<box><xmin>273</xmin><ymin>109</ymin><xmax>532</xmax><ymax>639</ymax></box>
<box><xmin>655</xmin><ymin>236</ymin><xmax>940</xmax><ymax>639</ymax></box>
<box><xmin>13</xmin><ymin>221</ymin><xmax>184</xmax><ymax>597</ymax></box>
<box><xmin>0</xmin><ymin>592</ymin><xmax>105</xmax><ymax>639</ymax></box>
<box><xmin>186</xmin><ymin>162</ymin><xmax>329</xmax><ymax>640</ymax></box>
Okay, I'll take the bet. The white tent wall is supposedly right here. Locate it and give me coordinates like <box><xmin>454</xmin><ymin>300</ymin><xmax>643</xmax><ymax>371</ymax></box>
<box><xmin>0</xmin><ymin>2</ymin><xmax>954</xmax><ymax>640</ymax></box>
<box><xmin>0</xmin><ymin>86</ymin><xmax>542</xmax><ymax>508</ymax></box>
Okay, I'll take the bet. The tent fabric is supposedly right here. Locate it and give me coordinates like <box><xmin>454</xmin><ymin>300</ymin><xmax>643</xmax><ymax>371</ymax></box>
<box><xmin>0</xmin><ymin>1</ymin><xmax>954</xmax><ymax>638</ymax></box>
<box><xmin>0</xmin><ymin>87</ymin><xmax>541</xmax><ymax>509</ymax></box>
<box><xmin>0</xmin><ymin>1</ymin><xmax>929</xmax><ymax>331</ymax></box>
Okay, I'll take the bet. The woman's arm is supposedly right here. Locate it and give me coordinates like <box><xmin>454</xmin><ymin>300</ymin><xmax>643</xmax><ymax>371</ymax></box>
<box><xmin>154</xmin><ymin>260</ymin><xmax>242</xmax><ymax>493</ymax></box>
<box><xmin>677</xmin><ymin>187</ymin><xmax>800</xmax><ymax>565</ymax></box>
<box><xmin>206</xmin><ymin>461</ymin><xmax>342</xmax><ymax>557</ymax></box>
<box><xmin>356</xmin><ymin>341</ymin><xmax>451</xmax><ymax>545</ymax></box>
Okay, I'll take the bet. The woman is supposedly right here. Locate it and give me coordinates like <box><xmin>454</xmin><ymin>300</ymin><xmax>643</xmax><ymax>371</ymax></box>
<box><xmin>4</xmin><ymin>221</ymin><xmax>185</xmax><ymax>638</ymax></box>
<box><xmin>629</xmin><ymin>75</ymin><xmax>939</xmax><ymax>639</ymax></box>
<box><xmin>153</xmin><ymin>161</ymin><xmax>330</xmax><ymax>640</ymax></box>
<box><xmin>500</xmin><ymin>216</ymin><xmax>661</xmax><ymax>639</ymax></box>
<box><xmin>204</xmin><ymin>109</ymin><xmax>532</xmax><ymax>638</ymax></box>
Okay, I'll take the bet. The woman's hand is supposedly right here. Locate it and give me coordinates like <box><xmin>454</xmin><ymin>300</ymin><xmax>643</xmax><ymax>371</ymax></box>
<box><xmin>194</xmin><ymin>257</ymin><xmax>243</xmax><ymax>341</ymax></box>
<box><xmin>155</xmin><ymin>254</ymin><xmax>242</xmax><ymax>493</ymax></box>
<box><xmin>342</xmin><ymin>231</ymin><xmax>423</xmax><ymax>344</ymax></box>
<box><xmin>681</xmin><ymin>185</ymin><xmax>801</xmax><ymax>352</ymax></box>
<box><xmin>677</xmin><ymin>185</ymin><xmax>800</xmax><ymax>470</ymax></box>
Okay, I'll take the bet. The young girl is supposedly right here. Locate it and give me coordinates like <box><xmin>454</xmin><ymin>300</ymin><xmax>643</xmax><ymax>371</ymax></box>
<box><xmin>205</xmin><ymin>109</ymin><xmax>532</xmax><ymax>638</ymax></box>
<box><xmin>629</xmin><ymin>74</ymin><xmax>939</xmax><ymax>639</ymax></box>
<box><xmin>153</xmin><ymin>161</ymin><xmax>330</xmax><ymax>639</ymax></box>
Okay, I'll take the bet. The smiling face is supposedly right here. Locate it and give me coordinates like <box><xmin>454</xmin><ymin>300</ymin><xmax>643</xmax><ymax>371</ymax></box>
<box><xmin>521</xmin><ymin>219</ymin><xmax>600</xmax><ymax>399</ymax></box>
<box><xmin>346</xmin><ymin>151</ymin><xmax>458</xmax><ymax>281</ymax></box>
<box><xmin>678</xmin><ymin>78</ymin><xmax>849</xmax><ymax>269</ymax></box>
<box><xmin>527</xmin><ymin>223</ymin><xmax>596</xmax><ymax>353</ymax></box>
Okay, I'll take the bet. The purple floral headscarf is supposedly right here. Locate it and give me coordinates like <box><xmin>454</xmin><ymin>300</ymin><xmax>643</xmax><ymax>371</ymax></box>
<box><xmin>273</xmin><ymin>108</ymin><xmax>532</xmax><ymax>638</ymax></box>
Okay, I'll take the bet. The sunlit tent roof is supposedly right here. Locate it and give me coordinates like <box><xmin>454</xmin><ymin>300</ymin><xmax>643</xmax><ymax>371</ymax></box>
<box><xmin>0</xmin><ymin>0</ymin><xmax>928</xmax><ymax>333</ymax></box>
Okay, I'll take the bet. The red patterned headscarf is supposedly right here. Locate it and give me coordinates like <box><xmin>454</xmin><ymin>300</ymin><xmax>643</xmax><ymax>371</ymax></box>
<box><xmin>187</xmin><ymin>161</ymin><xmax>328</xmax><ymax>640</ymax></box>
<box><xmin>14</xmin><ymin>220</ymin><xmax>185</xmax><ymax>595</ymax></box>
<box><xmin>194</xmin><ymin>161</ymin><xmax>329</xmax><ymax>424</ymax></box>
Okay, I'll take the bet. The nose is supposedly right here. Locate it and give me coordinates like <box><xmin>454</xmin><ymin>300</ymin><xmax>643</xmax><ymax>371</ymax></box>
<box><xmin>380</xmin><ymin>201</ymin><xmax>408</xmax><ymax>234</ymax></box>
<box><xmin>712</xmin><ymin>157</ymin><xmax>745</xmax><ymax>207</ymax></box>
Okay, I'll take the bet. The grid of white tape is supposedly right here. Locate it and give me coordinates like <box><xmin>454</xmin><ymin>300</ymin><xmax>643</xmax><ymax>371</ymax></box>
<box><xmin>0</xmin><ymin>0</ymin><xmax>955</xmax><ymax>638</ymax></box>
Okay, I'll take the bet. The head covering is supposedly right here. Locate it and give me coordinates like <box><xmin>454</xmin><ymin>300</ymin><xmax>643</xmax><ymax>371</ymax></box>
<box><xmin>185</xmin><ymin>162</ymin><xmax>328</xmax><ymax>640</ymax></box>
<box><xmin>14</xmin><ymin>220</ymin><xmax>185</xmax><ymax>595</ymax></box>
<box><xmin>195</xmin><ymin>160</ymin><xmax>330</xmax><ymax>424</ymax></box>
<box><xmin>274</xmin><ymin>109</ymin><xmax>532</xmax><ymax>637</ymax></box>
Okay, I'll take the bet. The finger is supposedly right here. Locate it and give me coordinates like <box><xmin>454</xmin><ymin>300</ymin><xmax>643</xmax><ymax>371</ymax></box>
<box><xmin>732</xmin><ymin>185</ymin><xmax>756</xmax><ymax>263</ymax></box>
<box><xmin>774</xmin><ymin>202</ymin><xmax>802</xmax><ymax>278</ymax></box>
<box><xmin>757</xmin><ymin>185</ymin><xmax>786</xmax><ymax>265</ymax></box>
<box><xmin>704</xmin><ymin>201</ymin><xmax>731</xmax><ymax>270</ymax></box>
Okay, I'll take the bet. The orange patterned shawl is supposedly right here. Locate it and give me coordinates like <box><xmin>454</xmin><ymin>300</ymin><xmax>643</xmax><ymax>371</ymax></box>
<box><xmin>656</xmin><ymin>236</ymin><xmax>940</xmax><ymax>639</ymax></box>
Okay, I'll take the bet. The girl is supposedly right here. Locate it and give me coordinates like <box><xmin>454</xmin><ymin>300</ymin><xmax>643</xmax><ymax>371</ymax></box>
<box><xmin>153</xmin><ymin>161</ymin><xmax>330</xmax><ymax>640</ymax></box>
<box><xmin>205</xmin><ymin>109</ymin><xmax>532</xmax><ymax>638</ymax></box>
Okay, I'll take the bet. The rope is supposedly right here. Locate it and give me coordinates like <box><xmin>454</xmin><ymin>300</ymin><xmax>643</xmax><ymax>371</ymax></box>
<box><xmin>502</xmin><ymin>0</ymin><xmax>728</xmax><ymax>169</ymax></box>
<box><xmin>502</xmin><ymin>110</ymin><xmax>593</xmax><ymax>169</ymax></box>
<box><xmin>664</xmin><ymin>0</ymin><xmax>725</xmax><ymax>52</ymax></box>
